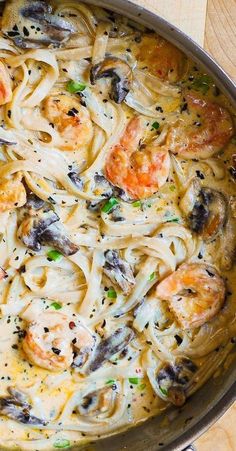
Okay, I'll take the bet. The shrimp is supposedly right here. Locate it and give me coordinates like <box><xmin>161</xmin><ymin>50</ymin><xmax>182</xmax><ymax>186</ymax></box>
<box><xmin>136</xmin><ymin>35</ymin><xmax>187</xmax><ymax>82</ymax></box>
<box><xmin>0</xmin><ymin>174</ymin><xmax>26</xmax><ymax>212</ymax></box>
<box><xmin>167</xmin><ymin>92</ymin><xmax>234</xmax><ymax>159</ymax></box>
<box><xmin>156</xmin><ymin>263</ymin><xmax>225</xmax><ymax>329</ymax></box>
<box><xmin>105</xmin><ymin>116</ymin><xmax>170</xmax><ymax>199</ymax></box>
<box><xmin>0</xmin><ymin>61</ymin><xmax>12</xmax><ymax>105</ymax></box>
<box><xmin>22</xmin><ymin>312</ymin><xmax>95</xmax><ymax>372</ymax></box>
<box><xmin>43</xmin><ymin>94</ymin><xmax>93</xmax><ymax>151</ymax></box>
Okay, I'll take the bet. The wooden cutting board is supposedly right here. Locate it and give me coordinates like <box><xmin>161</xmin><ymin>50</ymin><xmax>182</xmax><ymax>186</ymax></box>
<box><xmin>129</xmin><ymin>0</ymin><xmax>236</xmax><ymax>449</ymax></box>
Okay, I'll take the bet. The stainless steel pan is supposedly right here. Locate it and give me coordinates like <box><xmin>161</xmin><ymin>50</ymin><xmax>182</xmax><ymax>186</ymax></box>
<box><xmin>77</xmin><ymin>1</ymin><xmax>236</xmax><ymax>449</ymax></box>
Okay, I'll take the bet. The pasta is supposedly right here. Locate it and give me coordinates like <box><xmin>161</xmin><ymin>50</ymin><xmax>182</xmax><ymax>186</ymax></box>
<box><xmin>0</xmin><ymin>1</ymin><xmax>235</xmax><ymax>450</ymax></box>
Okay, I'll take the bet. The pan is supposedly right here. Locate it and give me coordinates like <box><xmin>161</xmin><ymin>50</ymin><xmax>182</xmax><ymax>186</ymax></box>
<box><xmin>73</xmin><ymin>0</ymin><xmax>236</xmax><ymax>450</ymax></box>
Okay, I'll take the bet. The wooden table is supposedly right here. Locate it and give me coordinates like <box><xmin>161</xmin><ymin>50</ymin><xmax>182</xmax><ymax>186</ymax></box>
<box><xmin>130</xmin><ymin>0</ymin><xmax>236</xmax><ymax>449</ymax></box>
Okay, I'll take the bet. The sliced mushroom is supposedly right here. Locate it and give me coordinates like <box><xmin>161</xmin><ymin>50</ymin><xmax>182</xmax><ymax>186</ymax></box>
<box><xmin>113</xmin><ymin>186</ymin><xmax>131</xmax><ymax>202</ymax></box>
<box><xmin>94</xmin><ymin>174</ymin><xmax>114</xmax><ymax>198</ymax></box>
<box><xmin>25</xmin><ymin>192</ymin><xmax>45</xmax><ymax>210</ymax></box>
<box><xmin>68</xmin><ymin>171</ymin><xmax>83</xmax><ymax>190</ymax></box>
<box><xmin>86</xmin><ymin>175</ymin><xmax>130</xmax><ymax>211</ymax></box>
<box><xmin>0</xmin><ymin>387</ymin><xmax>47</xmax><ymax>425</ymax></box>
<box><xmin>110</xmin><ymin>205</ymin><xmax>125</xmax><ymax>222</ymax></box>
<box><xmin>86</xmin><ymin>174</ymin><xmax>114</xmax><ymax>211</ymax></box>
<box><xmin>156</xmin><ymin>358</ymin><xmax>198</xmax><ymax>406</ymax></box>
<box><xmin>180</xmin><ymin>178</ymin><xmax>227</xmax><ymax>241</ymax></box>
<box><xmin>104</xmin><ymin>250</ymin><xmax>135</xmax><ymax>294</ymax></box>
<box><xmin>77</xmin><ymin>386</ymin><xmax>116</xmax><ymax>417</ymax></box>
<box><xmin>18</xmin><ymin>209</ymin><xmax>59</xmax><ymax>251</ymax></box>
<box><xmin>18</xmin><ymin>208</ymin><xmax>78</xmax><ymax>255</ymax></box>
<box><xmin>2</xmin><ymin>0</ymin><xmax>76</xmax><ymax>48</ymax></box>
<box><xmin>90</xmin><ymin>57</ymin><xmax>133</xmax><ymax>103</ymax></box>
<box><xmin>86</xmin><ymin>327</ymin><xmax>134</xmax><ymax>373</ymax></box>
<box><xmin>40</xmin><ymin>222</ymin><xmax>79</xmax><ymax>256</ymax></box>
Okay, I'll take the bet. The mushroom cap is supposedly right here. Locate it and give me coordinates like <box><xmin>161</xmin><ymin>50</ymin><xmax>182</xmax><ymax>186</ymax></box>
<box><xmin>90</xmin><ymin>57</ymin><xmax>133</xmax><ymax>103</ymax></box>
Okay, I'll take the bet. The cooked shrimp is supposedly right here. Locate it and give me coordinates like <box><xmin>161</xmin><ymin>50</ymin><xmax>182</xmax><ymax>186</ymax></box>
<box><xmin>136</xmin><ymin>35</ymin><xmax>187</xmax><ymax>82</ymax></box>
<box><xmin>105</xmin><ymin>116</ymin><xmax>170</xmax><ymax>199</ymax></box>
<box><xmin>0</xmin><ymin>61</ymin><xmax>12</xmax><ymax>105</ymax></box>
<box><xmin>22</xmin><ymin>312</ymin><xmax>94</xmax><ymax>372</ymax></box>
<box><xmin>156</xmin><ymin>263</ymin><xmax>225</xmax><ymax>329</ymax></box>
<box><xmin>0</xmin><ymin>174</ymin><xmax>26</xmax><ymax>212</ymax></box>
<box><xmin>167</xmin><ymin>92</ymin><xmax>234</xmax><ymax>159</ymax></box>
<box><xmin>43</xmin><ymin>94</ymin><xmax>93</xmax><ymax>151</ymax></box>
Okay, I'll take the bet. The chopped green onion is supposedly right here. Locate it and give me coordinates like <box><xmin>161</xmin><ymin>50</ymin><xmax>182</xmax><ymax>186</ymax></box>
<box><xmin>107</xmin><ymin>287</ymin><xmax>117</xmax><ymax>299</ymax></box>
<box><xmin>231</xmin><ymin>136</ymin><xmax>236</xmax><ymax>144</ymax></box>
<box><xmin>106</xmin><ymin>379</ymin><xmax>116</xmax><ymax>385</ymax></box>
<box><xmin>47</xmin><ymin>250</ymin><xmax>63</xmax><ymax>262</ymax></box>
<box><xmin>169</xmin><ymin>185</ymin><xmax>176</xmax><ymax>192</ymax></box>
<box><xmin>101</xmin><ymin>197</ymin><xmax>119</xmax><ymax>213</ymax></box>
<box><xmin>152</xmin><ymin>121</ymin><xmax>160</xmax><ymax>130</ymax></box>
<box><xmin>128</xmin><ymin>377</ymin><xmax>139</xmax><ymax>385</ymax></box>
<box><xmin>166</xmin><ymin>217</ymin><xmax>179</xmax><ymax>223</ymax></box>
<box><xmin>51</xmin><ymin>302</ymin><xmax>62</xmax><ymax>310</ymax></box>
<box><xmin>191</xmin><ymin>75</ymin><xmax>212</xmax><ymax>94</ymax></box>
<box><xmin>159</xmin><ymin>387</ymin><xmax>168</xmax><ymax>396</ymax></box>
<box><xmin>67</xmin><ymin>80</ymin><xmax>86</xmax><ymax>93</ymax></box>
<box><xmin>132</xmin><ymin>200</ymin><xmax>141</xmax><ymax>207</ymax></box>
<box><xmin>148</xmin><ymin>272</ymin><xmax>156</xmax><ymax>281</ymax></box>
<box><xmin>138</xmin><ymin>383</ymin><xmax>146</xmax><ymax>391</ymax></box>
<box><xmin>53</xmin><ymin>439</ymin><xmax>71</xmax><ymax>449</ymax></box>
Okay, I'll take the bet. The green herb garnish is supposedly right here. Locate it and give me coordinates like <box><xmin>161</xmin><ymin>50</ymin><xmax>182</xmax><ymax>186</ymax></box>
<box><xmin>106</xmin><ymin>379</ymin><xmax>116</xmax><ymax>385</ymax></box>
<box><xmin>128</xmin><ymin>377</ymin><xmax>140</xmax><ymax>385</ymax></box>
<box><xmin>169</xmin><ymin>185</ymin><xmax>176</xmax><ymax>192</ymax></box>
<box><xmin>47</xmin><ymin>250</ymin><xmax>63</xmax><ymax>262</ymax></box>
<box><xmin>191</xmin><ymin>75</ymin><xmax>212</xmax><ymax>94</ymax></box>
<box><xmin>148</xmin><ymin>272</ymin><xmax>156</xmax><ymax>281</ymax></box>
<box><xmin>107</xmin><ymin>287</ymin><xmax>117</xmax><ymax>299</ymax></box>
<box><xmin>101</xmin><ymin>197</ymin><xmax>119</xmax><ymax>213</ymax></box>
<box><xmin>132</xmin><ymin>200</ymin><xmax>141</xmax><ymax>207</ymax></box>
<box><xmin>53</xmin><ymin>439</ymin><xmax>71</xmax><ymax>449</ymax></box>
<box><xmin>152</xmin><ymin>121</ymin><xmax>160</xmax><ymax>130</ymax></box>
<box><xmin>51</xmin><ymin>302</ymin><xmax>62</xmax><ymax>310</ymax></box>
<box><xmin>159</xmin><ymin>387</ymin><xmax>168</xmax><ymax>396</ymax></box>
<box><xmin>166</xmin><ymin>217</ymin><xmax>179</xmax><ymax>223</ymax></box>
<box><xmin>67</xmin><ymin>80</ymin><xmax>86</xmax><ymax>93</ymax></box>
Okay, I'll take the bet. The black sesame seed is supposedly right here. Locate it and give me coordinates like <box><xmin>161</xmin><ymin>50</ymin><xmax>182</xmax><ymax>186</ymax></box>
<box><xmin>7</xmin><ymin>31</ymin><xmax>20</xmax><ymax>37</ymax></box>
<box><xmin>206</xmin><ymin>269</ymin><xmax>215</xmax><ymax>277</ymax></box>
<box><xmin>196</xmin><ymin>170</ymin><xmax>205</xmax><ymax>179</ymax></box>
<box><xmin>52</xmin><ymin>347</ymin><xmax>61</xmax><ymax>355</ymax></box>
<box><xmin>23</xmin><ymin>26</ymin><xmax>30</xmax><ymax>37</ymax></box>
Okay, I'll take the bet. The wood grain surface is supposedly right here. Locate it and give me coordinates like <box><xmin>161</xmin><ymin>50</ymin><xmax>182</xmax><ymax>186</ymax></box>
<box><xmin>129</xmin><ymin>0</ymin><xmax>208</xmax><ymax>46</ymax></box>
<box><xmin>205</xmin><ymin>0</ymin><xmax>236</xmax><ymax>81</ymax></box>
<box><xmin>129</xmin><ymin>0</ymin><xmax>236</xmax><ymax>449</ymax></box>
